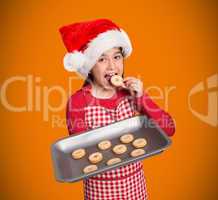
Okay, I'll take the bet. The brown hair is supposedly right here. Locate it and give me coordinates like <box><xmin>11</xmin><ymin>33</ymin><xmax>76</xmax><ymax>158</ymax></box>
<box><xmin>82</xmin><ymin>47</ymin><xmax>125</xmax><ymax>87</ymax></box>
<box><xmin>82</xmin><ymin>73</ymin><xmax>94</xmax><ymax>87</ymax></box>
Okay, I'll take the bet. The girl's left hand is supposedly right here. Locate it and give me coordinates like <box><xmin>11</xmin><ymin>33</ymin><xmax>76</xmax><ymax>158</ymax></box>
<box><xmin>123</xmin><ymin>77</ymin><xmax>144</xmax><ymax>97</ymax></box>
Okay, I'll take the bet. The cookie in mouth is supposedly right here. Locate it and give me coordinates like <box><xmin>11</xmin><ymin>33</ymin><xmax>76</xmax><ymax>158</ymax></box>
<box><xmin>104</xmin><ymin>73</ymin><xmax>118</xmax><ymax>82</ymax></box>
<box><xmin>110</xmin><ymin>75</ymin><xmax>125</xmax><ymax>87</ymax></box>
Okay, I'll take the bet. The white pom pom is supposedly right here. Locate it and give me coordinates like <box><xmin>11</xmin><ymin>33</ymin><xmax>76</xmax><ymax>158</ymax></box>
<box><xmin>63</xmin><ymin>51</ymin><xmax>86</xmax><ymax>72</ymax></box>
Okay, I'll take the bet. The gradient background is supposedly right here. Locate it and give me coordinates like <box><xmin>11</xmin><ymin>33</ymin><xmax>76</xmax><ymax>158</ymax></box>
<box><xmin>1</xmin><ymin>0</ymin><xmax>217</xmax><ymax>199</ymax></box>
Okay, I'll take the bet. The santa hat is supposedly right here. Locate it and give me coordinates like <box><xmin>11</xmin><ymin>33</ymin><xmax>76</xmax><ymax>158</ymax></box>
<box><xmin>59</xmin><ymin>19</ymin><xmax>132</xmax><ymax>78</ymax></box>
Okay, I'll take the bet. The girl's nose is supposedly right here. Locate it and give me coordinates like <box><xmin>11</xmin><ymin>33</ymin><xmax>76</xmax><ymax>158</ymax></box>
<box><xmin>108</xmin><ymin>58</ymin><xmax>116</xmax><ymax>70</ymax></box>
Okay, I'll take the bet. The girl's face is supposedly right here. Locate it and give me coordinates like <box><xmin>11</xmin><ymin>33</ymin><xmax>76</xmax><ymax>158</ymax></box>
<box><xmin>91</xmin><ymin>47</ymin><xmax>124</xmax><ymax>90</ymax></box>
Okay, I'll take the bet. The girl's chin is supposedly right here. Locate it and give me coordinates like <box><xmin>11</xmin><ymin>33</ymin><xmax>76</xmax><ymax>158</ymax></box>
<box><xmin>96</xmin><ymin>79</ymin><xmax>115</xmax><ymax>90</ymax></box>
<box><xmin>102</xmin><ymin>82</ymin><xmax>115</xmax><ymax>90</ymax></box>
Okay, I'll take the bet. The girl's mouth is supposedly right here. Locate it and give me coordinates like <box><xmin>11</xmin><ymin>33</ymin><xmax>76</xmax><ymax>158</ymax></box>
<box><xmin>104</xmin><ymin>73</ymin><xmax>118</xmax><ymax>82</ymax></box>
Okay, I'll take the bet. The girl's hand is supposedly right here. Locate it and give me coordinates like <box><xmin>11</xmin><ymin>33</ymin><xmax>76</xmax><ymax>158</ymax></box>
<box><xmin>123</xmin><ymin>77</ymin><xmax>144</xmax><ymax>97</ymax></box>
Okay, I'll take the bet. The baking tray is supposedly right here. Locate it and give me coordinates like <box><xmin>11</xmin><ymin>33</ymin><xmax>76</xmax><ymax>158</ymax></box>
<box><xmin>51</xmin><ymin>115</ymin><xmax>172</xmax><ymax>183</ymax></box>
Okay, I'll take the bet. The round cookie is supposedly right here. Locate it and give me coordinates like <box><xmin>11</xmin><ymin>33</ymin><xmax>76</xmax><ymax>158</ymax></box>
<box><xmin>71</xmin><ymin>148</ymin><xmax>86</xmax><ymax>159</ymax></box>
<box><xmin>112</xmin><ymin>144</ymin><xmax>127</xmax><ymax>155</ymax></box>
<box><xmin>98</xmin><ymin>140</ymin><xmax>112</xmax><ymax>150</ymax></box>
<box><xmin>130</xmin><ymin>149</ymin><xmax>145</xmax><ymax>157</ymax></box>
<box><xmin>110</xmin><ymin>75</ymin><xmax>124</xmax><ymax>87</ymax></box>
<box><xmin>83</xmin><ymin>164</ymin><xmax>98</xmax><ymax>174</ymax></box>
<box><xmin>132</xmin><ymin>138</ymin><xmax>147</xmax><ymax>148</ymax></box>
<box><xmin>88</xmin><ymin>152</ymin><xmax>103</xmax><ymax>164</ymax></box>
<box><xmin>120</xmin><ymin>133</ymin><xmax>134</xmax><ymax>144</ymax></box>
<box><xmin>107</xmin><ymin>158</ymin><xmax>121</xmax><ymax>166</ymax></box>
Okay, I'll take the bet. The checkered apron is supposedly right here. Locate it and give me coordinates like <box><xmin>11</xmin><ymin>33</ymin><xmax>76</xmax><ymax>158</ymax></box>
<box><xmin>83</xmin><ymin>97</ymin><xmax>148</xmax><ymax>200</ymax></box>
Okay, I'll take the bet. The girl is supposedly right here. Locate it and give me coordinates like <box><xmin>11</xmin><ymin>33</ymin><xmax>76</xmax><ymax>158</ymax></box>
<box><xmin>59</xmin><ymin>19</ymin><xmax>175</xmax><ymax>200</ymax></box>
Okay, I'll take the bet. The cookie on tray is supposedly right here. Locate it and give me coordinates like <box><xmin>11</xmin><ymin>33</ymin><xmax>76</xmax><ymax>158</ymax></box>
<box><xmin>98</xmin><ymin>140</ymin><xmax>112</xmax><ymax>150</ymax></box>
<box><xmin>130</xmin><ymin>149</ymin><xmax>145</xmax><ymax>157</ymax></box>
<box><xmin>88</xmin><ymin>152</ymin><xmax>103</xmax><ymax>164</ymax></box>
<box><xmin>112</xmin><ymin>144</ymin><xmax>127</xmax><ymax>155</ymax></box>
<box><xmin>132</xmin><ymin>138</ymin><xmax>147</xmax><ymax>148</ymax></box>
<box><xmin>107</xmin><ymin>158</ymin><xmax>122</xmax><ymax>166</ymax></box>
<box><xmin>71</xmin><ymin>148</ymin><xmax>86</xmax><ymax>159</ymax></box>
<box><xmin>83</xmin><ymin>164</ymin><xmax>98</xmax><ymax>174</ymax></box>
<box><xmin>120</xmin><ymin>133</ymin><xmax>134</xmax><ymax>144</ymax></box>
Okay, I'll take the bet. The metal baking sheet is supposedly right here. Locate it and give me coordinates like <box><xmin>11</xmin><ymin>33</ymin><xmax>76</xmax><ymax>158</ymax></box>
<box><xmin>51</xmin><ymin>115</ymin><xmax>172</xmax><ymax>183</ymax></box>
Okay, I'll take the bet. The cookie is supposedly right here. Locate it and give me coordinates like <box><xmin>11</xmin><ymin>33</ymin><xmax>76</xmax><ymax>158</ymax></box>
<box><xmin>112</xmin><ymin>144</ymin><xmax>127</xmax><ymax>155</ymax></box>
<box><xmin>110</xmin><ymin>75</ymin><xmax>124</xmax><ymax>87</ymax></box>
<box><xmin>130</xmin><ymin>149</ymin><xmax>145</xmax><ymax>157</ymax></box>
<box><xmin>98</xmin><ymin>140</ymin><xmax>112</xmax><ymax>150</ymax></box>
<box><xmin>88</xmin><ymin>152</ymin><xmax>103</xmax><ymax>164</ymax></box>
<box><xmin>83</xmin><ymin>164</ymin><xmax>98</xmax><ymax>174</ymax></box>
<box><xmin>71</xmin><ymin>148</ymin><xmax>86</xmax><ymax>159</ymax></box>
<box><xmin>120</xmin><ymin>133</ymin><xmax>134</xmax><ymax>144</ymax></box>
<box><xmin>132</xmin><ymin>138</ymin><xmax>147</xmax><ymax>148</ymax></box>
<box><xmin>107</xmin><ymin>158</ymin><xmax>122</xmax><ymax>166</ymax></box>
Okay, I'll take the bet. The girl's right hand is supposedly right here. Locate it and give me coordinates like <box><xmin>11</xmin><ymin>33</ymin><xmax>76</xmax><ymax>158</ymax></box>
<box><xmin>123</xmin><ymin>77</ymin><xmax>144</xmax><ymax>97</ymax></box>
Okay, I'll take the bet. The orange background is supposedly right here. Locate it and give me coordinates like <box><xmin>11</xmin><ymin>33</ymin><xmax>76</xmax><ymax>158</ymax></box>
<box><xmin>1</xmin><ymin>0</ymin><xmax>217</xmax><ymax>199</ymax></box>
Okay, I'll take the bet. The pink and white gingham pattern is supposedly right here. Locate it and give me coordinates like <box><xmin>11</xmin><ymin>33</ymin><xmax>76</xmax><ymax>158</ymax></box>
<box><xmin>83</xmin><ymin>97</ymin><xmax>148</xmax><ymax>200</ymax></box>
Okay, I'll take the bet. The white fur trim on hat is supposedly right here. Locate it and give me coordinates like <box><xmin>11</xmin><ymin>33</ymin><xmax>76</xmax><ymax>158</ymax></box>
<box><xmin>63</xmin><ymin>29</ymin><xmax>132</xmax><ymax>78</ymax></box>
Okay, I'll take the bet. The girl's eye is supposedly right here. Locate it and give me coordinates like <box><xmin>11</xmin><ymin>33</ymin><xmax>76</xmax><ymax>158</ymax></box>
<box><xmin>114</xmin><ymin>54</ymin><xmax>122</xmax><ymax>60</ymax></box>
<box><xmin>98</xmin><ymin>57</ymin><xmax>106</xmax><ymax>62</ymax></box>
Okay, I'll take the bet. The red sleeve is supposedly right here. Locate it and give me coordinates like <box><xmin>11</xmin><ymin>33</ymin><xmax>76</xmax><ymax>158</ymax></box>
<box><xmin>66</xmin><ymin>91</ymin><xmax>88</xmax><ymax>135</ymax></box>
<box><xmin>135</xmin><ymin>92</ymin><xmax>176</xmax><ymax>137</ymax></box>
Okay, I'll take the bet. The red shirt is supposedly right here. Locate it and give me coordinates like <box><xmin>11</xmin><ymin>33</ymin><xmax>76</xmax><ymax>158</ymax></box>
<box><xmin>66</xmin><ymin>84</ymin><xmax>175</xmax><ymax>136</ymax></box>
